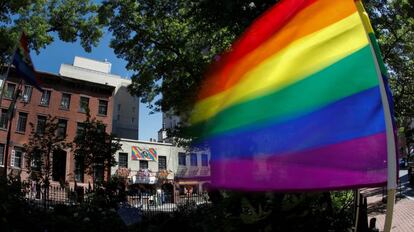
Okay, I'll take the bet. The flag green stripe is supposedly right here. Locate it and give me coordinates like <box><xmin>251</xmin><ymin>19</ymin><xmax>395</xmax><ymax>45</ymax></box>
<box><xmin>192</xmin><ymin>46</ymin><xmax>379</xmax><ymax>138</ymax></box>
<box><xmin>368</xmin><ymin>33</ymin><xmax>387</xmax><ymax>75</ymax></box>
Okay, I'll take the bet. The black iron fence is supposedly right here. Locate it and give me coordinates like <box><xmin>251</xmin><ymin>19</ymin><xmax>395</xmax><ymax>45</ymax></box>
<box><xmin>25</xmin><ymin>185</ymin><xmax>91</xmax><ymax>208</ymax></box>
<box><xmin>126</xmin><ymin>192</ymin><xmax>210</xmax><ymax>216</ymax></box>
<box><xmin>24</xmin><ymin>185</ymin><xmax>211</xmax><ymax>215</ymax></box>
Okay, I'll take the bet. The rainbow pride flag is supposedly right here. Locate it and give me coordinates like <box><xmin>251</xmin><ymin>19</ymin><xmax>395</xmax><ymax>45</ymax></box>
<box><xmin>191</xmin><ymin>0</ymin><xmax>396</xmax><ymax>191</ymax></box>
<box><xmin>132</xmin><ymin>146</ymin><xmax>158</xmax><ymax>161</ymax></box>
<box><xmin>12</xmin><ymin>33</ymin><xmax>42</xmax><ymax>91</ymax></box>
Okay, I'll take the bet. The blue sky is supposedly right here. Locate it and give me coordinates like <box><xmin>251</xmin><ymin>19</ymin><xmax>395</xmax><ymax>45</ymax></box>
<box><xmin>31</xmin><ymin>31</ymin><xmax>162</xmax><ymax>141</ymax></box>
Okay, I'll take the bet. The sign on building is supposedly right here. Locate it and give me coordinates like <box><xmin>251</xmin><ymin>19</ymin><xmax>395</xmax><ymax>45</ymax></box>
<box><xmin>131</xmin><ymin>146</ymin><xmax>158</xmax><ymax>161</ymax></box>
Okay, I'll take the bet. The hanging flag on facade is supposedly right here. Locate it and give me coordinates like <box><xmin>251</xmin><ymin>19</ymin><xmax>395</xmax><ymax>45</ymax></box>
<box><xmin>12</xmin><ymin>33</ymin><xmax>42</xmax><ymax>91</ymax></box>
<box><xmin>191</xmin><ymin>0</ymin><xmax>397</xmax><ymax>191</ymax></box>
<box><xmin>131</xmin><ymin>146</ymin><xmax>158</xmax><ymax>161</ymax></box>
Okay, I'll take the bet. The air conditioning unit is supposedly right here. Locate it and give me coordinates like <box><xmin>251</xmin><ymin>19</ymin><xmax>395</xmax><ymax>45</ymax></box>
<box><xmin>22</xmin><ymin>95</ymin><xmax>29</xmax><ymax>102</ymax></box>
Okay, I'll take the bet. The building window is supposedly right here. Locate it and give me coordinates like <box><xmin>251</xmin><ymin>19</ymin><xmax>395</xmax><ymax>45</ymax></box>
<box><xmin>117</xmin><ymin>114</ymin><xmax>120</xmax><ymax>120</ymax></box>
<box><xmin>57</xmin><ymin>119</ymin><xmax>67</xmax><ymax>138</ymax></box>
<box><xmin>22</xmin><ymin>85</ymin><xmax>32</xmax><ymax>103</ymax></box>
<box><xmin>76</xmin><ymin>122</ymin><xmax>85</xmax><ymax>136</ymax></box>
<box><xmin>60</xmin><ymin>93</ymin><xmax>71</xmax><ymax>110</ymax></box>
<box><xmin>190</xmin><ymin>153</ymin><xmax>197</xmax><ymax>166</ymax></box>
<box><xmin>75</xmin><ymin>158</ymin><xmax>84</xmax><ymax>182</ymax></box>
<box><xmin>118</xmin><ymin>153</ymin><xmax>128</xmax><ymax>168</ymax></box>
<box><xmin>98</xmin><ymin>100</ymin><xmax>108</xmax><ymax>115</ymax></box>
<box><xmin>36</xmin><ymin>116</ymin><xmax>46</xmax><ymax>134</ymax></box>
<box><xmin>40</xmin><ymin>90</ymin><xmax>51</xmax><ymax>106</ymax></box>
<box><xmin>31</xmin><ymin>150</ymin><xmax>41</xmax><ymax>171</ymax></box>
<box><xmin>10</xmin><ymin>147</ymin><xmax>23</xmax><ymax>168</ymax></box>
<box><xmin>178</xmin><ymin>152</ymin><xmax>186</xmax><ymax>166</ymax></box>
<box><xmin>132</xmin><ymin>117</ymin><xmax>135</xmax><ymax>124</ymax></box>
<box><xmin>201</xmin><ymin>154</ymin><xmax>208</xmax><ymax>166</ymax></box>
<box><xmin>79</xmin><ymin>96</ymin><xmax>89</xmax><ymax>113</ymax></box>
<box><xmin>158</xmin><ymin>156</ymin><xmax>167</xmax><ymax>170</ymax></box>
<box><xmin>117</xmin><ymin>104</ymin><xmax>121</xmax><ymax>111</ymax></box>
<box><xmin>4</xmin><ymin>83</ymin><xmax>16</xmax><ymax>99</ymax></box>
<box><xmin>139</xmin><ymin>160</ymin><xmax>148</xmax><ymax>170</ymax></box>
<box><xmin>94</xmin><ymin>164</ymin><xmax>104</xmax><ymax>183</ymax></box>
<box><xmin>0</xmin><ymin>109</ymin><xmax>8</xmax><ymax>129</ymax></box>
<box><xmin>16</xmin><ymin>112</ymin><xmax>28</xmax><ymax>132</ymax></box>
<box><xmin>0</xmin><ymin>143</ymin><xmax>4</xmax><ymax>165</ymax></box>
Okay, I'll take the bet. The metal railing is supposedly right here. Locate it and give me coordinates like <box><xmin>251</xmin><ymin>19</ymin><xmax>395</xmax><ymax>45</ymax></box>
<box><xmin>24</xmin><ymin>185</ymin><xmax>211</xmax><ymax>215</ymax></box>
<box><xmin>126</xmin><ymin>192</ymin><xmax>210</xmax><ymax>216</ymax></box>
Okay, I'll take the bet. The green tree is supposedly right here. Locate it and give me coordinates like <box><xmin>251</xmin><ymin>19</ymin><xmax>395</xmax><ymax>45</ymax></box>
<box><xmin>23</xmin><ymin>115</ymin><xmax>72</xmax><ymax>200</ymax></box>
<box><xmin>73</xmin><ymin>112</ymin><xmax>122</xmax><ymax>187</ymax></box>
<box><xmin>364</xmin><ymin>0</ymin><xmax>414</xmax><ymax>156</ymax></box>
<box><xmin>0</xmin><ymin>0</ymin><xmax>103</xmax><ymax>64</ymax></box>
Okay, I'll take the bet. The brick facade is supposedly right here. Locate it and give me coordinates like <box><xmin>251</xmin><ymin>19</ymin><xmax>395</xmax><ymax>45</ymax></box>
<box><xmin>0</xmin><ymin>69</ymin><xmax>115</xmax><ymax>186</ymax></box>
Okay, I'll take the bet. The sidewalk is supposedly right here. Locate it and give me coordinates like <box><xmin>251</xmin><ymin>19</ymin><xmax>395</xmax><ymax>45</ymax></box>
<box><xmin>365</xmin><ymin>170</ymin><xmax>414</xmax><ymax>232</ymax></box>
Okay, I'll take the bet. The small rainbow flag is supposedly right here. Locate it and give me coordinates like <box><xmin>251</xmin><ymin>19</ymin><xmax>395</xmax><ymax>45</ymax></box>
<box><xmin>191</xmin><ymin>0</ymin><xmax>396</xmax><ymax>191</ymax></box>
<box><xmin>12</xmin><ymin>33</ymin><xmax>42</xmax><ymax>91</ymax></box>
<box><xmin>132</xmin><ymin>146</ymin><xmax>158</xmax><ymax>161</ymax></box>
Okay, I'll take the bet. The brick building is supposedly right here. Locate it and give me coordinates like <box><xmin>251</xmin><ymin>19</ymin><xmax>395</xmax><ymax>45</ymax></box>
<box><xmin>0</xmin><ymin>68</ymin><xmax>115</xmax><ymax>186</ymax></box>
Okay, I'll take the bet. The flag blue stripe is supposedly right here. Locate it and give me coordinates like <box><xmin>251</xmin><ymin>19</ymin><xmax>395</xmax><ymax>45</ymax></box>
<box><xmin>204</xmin><ymin>87</ymin><xmax>386</xmax><ymax>161</ymax></box>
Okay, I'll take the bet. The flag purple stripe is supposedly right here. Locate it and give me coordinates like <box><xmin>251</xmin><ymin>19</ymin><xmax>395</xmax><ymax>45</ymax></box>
<box><xmin>210</xmin><ymin>132</ymin><xmax>387</xmax><ymax>191</ymax></box>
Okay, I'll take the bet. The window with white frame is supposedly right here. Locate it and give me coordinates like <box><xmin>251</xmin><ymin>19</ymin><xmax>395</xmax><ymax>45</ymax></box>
<box><xmin>40</xmin><ymin>90</ymin><xmax>51</xmax><ymax>106</ymax></box>
<box><xmin>118</xmin><ymin>153</ymin><xmax>128</xmax><ymax>168</ymax></box>
<box><xmin>22</xmin><ymin>85</ymin><xmax>32</xmax><ymax>103</ymax></box>
<box><xmin>31</xmin><ymin>150</ymin><xmax>41</xmax><ymax>171</ymax></box>
<box><xmin>158</xmin><ymin>156</ymin><xmax>167</xmax><ymax>170</ymax></box>
<box><xmin>79</xmin><ymin>96</ymin><xmax>89</xmax><ymax>113</ymax></box>
<box><xmin>10</xmin><ymin>147</ymin><xmax>23</xmax><ymax>168</ymax></box>
<box><xmin>60</xmin><ymin>93</ymin><xmax>71</xmax><ymax>110</ymax></box>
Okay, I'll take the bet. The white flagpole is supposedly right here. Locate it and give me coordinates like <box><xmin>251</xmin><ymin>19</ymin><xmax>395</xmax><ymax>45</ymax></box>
<box><xmin>355</xmin><ymin>2</ymin><xmax>397</xmax><ymax>232</ymax></box>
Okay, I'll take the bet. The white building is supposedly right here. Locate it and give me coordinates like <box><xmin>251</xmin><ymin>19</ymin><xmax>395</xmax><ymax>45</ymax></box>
<box><xmin>112</xmin><ymin>138</ymin><xmax>210</xmax><ymax>197</ymax></box>
<box><xmin>158</xmin><ymin>110</ymin><xmax>181</xmax><ymax>143</ymax></box>
<box><xmin>59</xmin><ymin>56</ymin><xmax>139</xmax><ymax>139</ymax></box>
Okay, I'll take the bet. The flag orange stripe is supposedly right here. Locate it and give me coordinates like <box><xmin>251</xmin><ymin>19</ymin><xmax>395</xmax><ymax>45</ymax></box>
<box><xmin>198</xmin><ymin>0</ymin><xmax>357</xmax><ymax>100</ymax></box>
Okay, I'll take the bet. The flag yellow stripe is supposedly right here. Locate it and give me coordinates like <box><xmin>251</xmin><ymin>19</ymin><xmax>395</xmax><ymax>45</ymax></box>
<box><xmin>355</xmin><ymin>1</ymin><xmax>375</xmax><ymax>34</ymax></box>
<box><xmin>199</xmin><ymin>0</ymin><xmax>357</xmax><ymax>100</ymax></box>
<box><xmin>191</xmin><ymin>12</ymin><xmax>369</xmax><ymax>124</ymax></box>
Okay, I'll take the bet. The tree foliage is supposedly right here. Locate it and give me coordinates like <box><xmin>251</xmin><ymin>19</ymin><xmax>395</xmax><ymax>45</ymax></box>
<box><xmin>73</xmin><ymin>112</ymin><xmax>121</xmax><ymax>185</ymax></box>
<box><xmin>0</xmin><ymin>0</ymin><xmax>104</xmax><ymax>64</ymax></box>
<box><xmin>364</xmin><ymin>0</ymin><xmax>414</xmax><ymax>154</ymax></box>
<box><xmin>100</xmin><ymin>0</ymin><xmax>249</xmax><ymax>114</ymax></box>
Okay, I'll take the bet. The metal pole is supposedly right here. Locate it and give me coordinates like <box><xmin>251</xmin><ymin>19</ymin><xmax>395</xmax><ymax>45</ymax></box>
<box><xmin>384</xmin><ymin>189</ymin><xmax>396</xmax><ymax>232</ymax></box>
<box><xmin>354</xmin><ymin>189</ymin><xmax>360</xmax><ymax>232</ymax></box>
<box><xmin>0</xmin><ymin>32</ymin><xmax>21</xmax><ymax>109</ymax></box>
<box><xmin>355</xmin><ymin>2</ymin><xmax>398</xmax><ymax>231</ymax></box>
<box><xmin>2</xmin><ymin>80</ymin><xmax>22</xmax><ymax>177</ymax></box>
